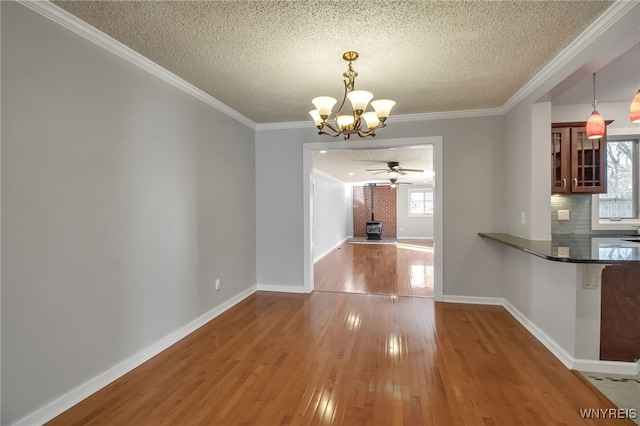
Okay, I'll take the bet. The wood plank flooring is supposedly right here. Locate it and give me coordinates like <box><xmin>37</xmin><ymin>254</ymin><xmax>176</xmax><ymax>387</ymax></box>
<box><xmin>48</xmin><ymin>291</ymin><xmax>630</xmax><ymax>425</ymax></box>
<box><xmin>314</xmin><ymin>239</ymin><xmax>434</xmax><ymax>297</ymax></box>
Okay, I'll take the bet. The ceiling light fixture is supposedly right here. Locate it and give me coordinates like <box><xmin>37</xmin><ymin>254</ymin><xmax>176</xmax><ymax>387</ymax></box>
<box><xmin>631</xmin><ymin>89</ymin><xmax>640</xmax><ymax>123</ymax></box>
<box><xmin>309</xmin><ymin>51</ymin><xmax>395</xmax><ymax>140</ymax></box>
<box><xmin>631</xmin><ymin>43</ymin><xmax>640</xmax><ymax>124</ymax></box>
<box><xmin>586</xmin><ymin>72</ymin><xmax>605</xmax><ymax>139</ymax></box>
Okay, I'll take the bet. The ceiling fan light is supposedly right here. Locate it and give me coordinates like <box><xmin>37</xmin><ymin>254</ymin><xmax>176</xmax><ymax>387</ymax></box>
<box><xmin>387</xmin><ymin>171</ymin><xmax>399</xmax><ymax>178</ymax></box>
<box><xmin>371</xmin><ymin>99</ymin><xmax>396</xmax><ymax>120</ymax></box>
<box><xmin>309</xmin><ymin>110</ymin><xmax>323</xmax><ymax>126</ymax></box>
<box><xmin>347</xmin><ymin>90</ymin><xmax>373</xmax><ymax>114</ymax></box>
<box><xmin>336</xmin><ymin>115</ymin><xmax>355</xmax><ymax>130</ymax></box>
<box><xmin>312</xmin><ymin>96</ymin><xmax>337</xmax><ymax>118</ymax></box>
<box><xmin>586</xmin><ymin>110</ymin><xmax>605</xmax><ymax>139</ymax></box>
<box><xmin>631</xmin><ymin>89</ymin><xmax>640</xmax><ymax>123</ymax></box>
<box><xmin>362</xmin><ymin>111</ymin><xmax>380</xmax><ymax>129</ymax></box>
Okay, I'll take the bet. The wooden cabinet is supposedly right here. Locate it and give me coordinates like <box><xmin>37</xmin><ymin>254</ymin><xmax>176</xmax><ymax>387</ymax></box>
<box><xmin>600</xmin><ymin>264</ymin><xmax>640</xmax><ymax>362</ymax></box>
<box><xmin>551</xmin><ymin>121</ymin><xmax>611</xmax><ymax>194</ymax></box>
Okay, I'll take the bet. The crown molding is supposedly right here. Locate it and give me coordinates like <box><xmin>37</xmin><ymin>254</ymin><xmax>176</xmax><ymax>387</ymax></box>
<box><xmin>501</xmin><ymin>0</ymin><xmax>640</xmax><ymax>113</ymax></box>
<box><xmin>255</xmin><ymin>107</ymin><xmax>504</xmax><ymax>132</ymax></box>
<box><xmin>17</xmin><ymin>0</ymin><xmax>638</xmax><ymax>133</ymax></box>
<box><xmin>17</xmin><ymin>0</ymin><xmax>257</xmax><ymax>130</ymax></box>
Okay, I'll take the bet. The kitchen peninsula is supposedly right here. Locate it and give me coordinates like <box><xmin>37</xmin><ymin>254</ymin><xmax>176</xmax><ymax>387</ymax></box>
<box><xmin>480</xmin><ymin>232</ymin><xmax>640</xmax><ymax>364</ymax></box>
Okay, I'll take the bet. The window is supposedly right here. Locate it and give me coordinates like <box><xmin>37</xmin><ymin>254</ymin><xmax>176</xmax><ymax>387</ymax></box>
<box><xmin>592</xmin><ymin>137</ymin><xmax>640</xmax><ymax>230</ymax></box>
<box><xmin>409</xmin><ymin>189</ymin><xmax>433</xmax><ymax>216</ymax></box>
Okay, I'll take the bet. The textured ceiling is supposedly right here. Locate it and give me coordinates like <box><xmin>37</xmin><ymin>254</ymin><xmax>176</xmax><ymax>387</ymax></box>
<box><xmin>52</xmin><ymin>0</ymin><xmax>615</xmax><ymax>124</ymax></box>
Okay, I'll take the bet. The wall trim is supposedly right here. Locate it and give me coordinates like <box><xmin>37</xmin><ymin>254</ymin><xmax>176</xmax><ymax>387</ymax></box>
<box><xmin>397</xmin><ymin>237</ymin><xmax>434</xmax><ymax>241</ymax></box>
<box><xmin>313</xmin><ymin>237</ymin><xmax>350</xmax><ymax>263</ymax></box>
<box><xmin>442</xmin><ymin>295</ymin><xmax>504</xmax><ymax>305</ymax></box>
<box><xmin>573</xmin><ymin>359</ymin><xmax>640</xmax><ymax>376</ymax></box>
<box><xmin>20</xmin><ymin>1</ymin><xmax>635</xmax><ymax>135</ymax></box>
<box><xmin>256</xmin><ymin>284</ymin><xmax>309</xmax><ymax>294</ymax></box>
<box><xmin>17</xmin><ymin>0</ymin><xmax>256</xmax><ymax>130</ymax></box>
<box><xmin>501</xmin><ymin>299</ymin><xmax>575</xmax><ymax>369</ymax></box>
<box><xmin>256</xmin><ymin>108</ymin><xmax>504</xmax><ymax>131</ymax></box>
<box><xmin>443</xmin><ymin>295</ymin><xmax>639</xmax><ymax>375</ymax></box>
<box><xmin>499</xmin><ymin>0</ymin><xmax>638</xmax><ymax>113</ymax></box>
<box><xmin>11</xmin><ymin>285</ymin><xmax>258</xmax><ymax>426</ymax></box>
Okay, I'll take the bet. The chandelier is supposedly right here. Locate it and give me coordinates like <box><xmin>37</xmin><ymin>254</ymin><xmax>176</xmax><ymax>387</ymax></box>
<box><xmin>309</xmin><ymin>51</ymin><xmax>395</xmax><ymax>140</ymax></box>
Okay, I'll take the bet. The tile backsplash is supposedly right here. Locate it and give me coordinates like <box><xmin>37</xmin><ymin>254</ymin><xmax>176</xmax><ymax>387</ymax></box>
<box><xmin>551</xmin><ymin>195</ymin><xmax>592</xmax><ymax>234</ymax></box>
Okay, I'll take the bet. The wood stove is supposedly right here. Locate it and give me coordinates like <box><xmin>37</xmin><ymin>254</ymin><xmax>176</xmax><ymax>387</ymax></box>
<box><xmin>366</xmin><ymin>221</ymin><xmax>382</xmax><ymax>240</ymax></box>
<box><xmin>366</xmin><ymin>183</ymin><xmax>382</xmax><ymax>240</ymax></box>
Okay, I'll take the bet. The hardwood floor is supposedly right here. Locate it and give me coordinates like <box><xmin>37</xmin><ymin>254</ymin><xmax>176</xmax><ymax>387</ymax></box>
<box><xmin>314</xmin><ymin>239</ymin><xmax>434</xmax><ymax>297</ymax></box>
<box><xmin>48</xmin><ymin>291</ymin><xmax>630</xmax><ymax>425</ymax></box>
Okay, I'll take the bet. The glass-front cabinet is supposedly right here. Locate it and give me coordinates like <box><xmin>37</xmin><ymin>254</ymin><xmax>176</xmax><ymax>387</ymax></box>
<box><xmin>551</xmin><ymin>121</ymin><xmax>611</xmax><ymax>194</ymax></box>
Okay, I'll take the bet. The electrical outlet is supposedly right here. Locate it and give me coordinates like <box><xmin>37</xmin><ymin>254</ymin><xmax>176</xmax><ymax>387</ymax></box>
<box><xmin>583</xmin><ymin>280</ymin><xmax>598</xmax><ymax>289</ymax></box>
<box><xmin>557</xmin><ymin>246</ymin><xmax>570</xmax><ymax>257</ymax></box>
<box><xmin>215</xmin><ymin>278</ymin><xmax>222</xmax><ymax>291</ymax></box>
<box><xmin>558</xmin><ymin>210</ymin><xmax>570</xmax><ymax>221</ymax></box>
<box><xmin>520</xmin><ymin>212</ymin><xmax>526</xmax><ymax>225</ymax></box>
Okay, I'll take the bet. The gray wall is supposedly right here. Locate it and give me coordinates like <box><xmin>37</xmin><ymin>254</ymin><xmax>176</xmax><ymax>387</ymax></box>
<box><xmin>311</xmin><ymin>170</ymin><xmax>351</xmax><ymax>261</ymax></box>
<box><xmin>396</xmin><ymin>184</ymin><xmax>434</xmax><ymax>239</ymax></box>
<box><xmin>256</xmin><ymin>115</ymin><xmax>506</xmax><ymax>297</ymax></box>
<box><xmin>498</xmin><ymin>2</ymin><xmax>640</xmax><ymax>361</ymax></box>
<box><xmin>1</xmin><ymin>3</ymin><xmax>256</xmax><ymax>423</ymax></box>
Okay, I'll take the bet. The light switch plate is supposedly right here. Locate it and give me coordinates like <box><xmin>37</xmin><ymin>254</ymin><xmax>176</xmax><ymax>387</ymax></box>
<box><xmin>558</xmin><ymin>210</ymin><xmax>570</xmax><ymax>221</ymax></box>
<box><xmin>557</xmin><ymin>246</ymin><xmax>570</xmax><ymax>257</ymax></box>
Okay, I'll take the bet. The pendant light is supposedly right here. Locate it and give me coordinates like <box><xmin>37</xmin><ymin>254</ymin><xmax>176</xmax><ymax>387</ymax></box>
<box><xmin>631</xmin><ymin>89</ymin><xmax>640</xmax><ymax>123</ymax></box>
<box><xmin>586</xmin><ymin>73</ymin><xmax>605</xmax><ymax>139</ymax></box>
<box><xmin>631</xmin><ymin>43</ymin><xmax>640</xmax><ymax>123</ymax></box>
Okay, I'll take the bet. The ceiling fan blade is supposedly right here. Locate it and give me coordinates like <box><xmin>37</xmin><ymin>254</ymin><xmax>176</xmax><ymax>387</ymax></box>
<box><xmin>372</xmin><ymin>171</ymin><xmax>388</xmax><ymax>175</ymax></box>
<box><xmin>399</xmin><ymin>168</ymin><xmax>424</xmax><ymax>173</ymax></box>
<box><xmin>365</xmin><ymin>168</ymin><xmax>388</xmax><ymax>172</ymax></box>
<box><xmin>398</xmin><ymin>171</ymin><xmax>408</xmax><ymax>175</ymax></box>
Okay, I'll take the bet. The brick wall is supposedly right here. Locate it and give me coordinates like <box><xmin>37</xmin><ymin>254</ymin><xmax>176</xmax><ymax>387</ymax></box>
<box><xmin>353</xmin><ymin>185</ymin><xmax>397</xmax><ymax>238</ymax></box>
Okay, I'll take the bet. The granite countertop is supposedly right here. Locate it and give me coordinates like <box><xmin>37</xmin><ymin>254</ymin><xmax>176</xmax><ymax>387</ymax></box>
<box><xmin>478</xmin><ymin>233</ymin><xmax>640</xmax><ymax>264</ymax></box>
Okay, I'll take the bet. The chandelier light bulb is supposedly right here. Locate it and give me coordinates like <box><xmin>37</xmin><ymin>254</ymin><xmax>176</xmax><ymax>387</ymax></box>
<box><xmin>336</xmin><ymin>115</ymin><xmax>355</xmax><ymax>130</ymax></box>
<box><xmin>309</xmin><ymin>110</ymin><xmax>323</xmax><ymax>127</ymax></box>
<box><xmin>347</xmin><ymin>90</ymin><xmax>373</xmax><ymax>114</ymax></box>
<box><xmin>312</xmin><ymin>96</ymin><xmax>337</xmax><ymax>119</ymax></box>
<box><xmin>371</xmin><ymin>99</ymin><xmax>396</xmax><ymax>120</ymax></box>
<box><xmin>362</xmin><ymin>111</ymin><xmax>380</xmax><ymax>129</ymax></box>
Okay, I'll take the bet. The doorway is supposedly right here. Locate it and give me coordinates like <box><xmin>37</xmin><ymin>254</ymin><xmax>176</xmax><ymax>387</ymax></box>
<box><xmin>302</xmin><ymin>137</ymin><xmax>443</xmax><ymax>301</ymax></box>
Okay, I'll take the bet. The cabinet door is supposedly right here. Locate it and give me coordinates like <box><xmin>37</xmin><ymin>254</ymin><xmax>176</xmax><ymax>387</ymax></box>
<box><xmin>570</xmin><ymin>127</ymin><xmax>607</xmax><ymax>193</ymax></box>
<box><xmin>551</xmin><ymin>127</ymin><xmax>570</xmax><ymax>194</ymax></box>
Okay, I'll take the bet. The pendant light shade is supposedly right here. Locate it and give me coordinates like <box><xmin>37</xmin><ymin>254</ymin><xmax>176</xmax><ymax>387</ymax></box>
<box><xmin>586</xmin><ymin>111</ymin><xmax>605</xmax><ymax>139</ymax></box>
<box><xmin>631</xmin><ymin>89</ymin><xmax>640</xmax><ymax>123</ymax></box>
<box><xmin>586</xmin><ymin>73</ymin><xmax>605</xmax><ymax>139</ymax></box>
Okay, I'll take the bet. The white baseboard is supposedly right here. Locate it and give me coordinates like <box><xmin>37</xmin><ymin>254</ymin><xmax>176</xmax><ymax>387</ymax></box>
<box><xmin>443</xmin><ymin>295</ymin><xmax>638</xmax><ymax>375</ymax></box>
<box><xmin>257</xmin><ymin>284</ymin><xmax>309</xmax><ymax>294</ymax></box>
<box><xmin>501</xmin><ymin>299</ymin><xmax>574</xmax><ymax>369</ymax></box>
<box><xmin>313</xmin><ymin>236</ymin><xmax>350</xmax><ymax>263</ymax></box>
<box><xmin>573</xmin><ymin>359</ymin><xmax>640</xmax><ymax>376</ymax></box>
<box><xmin>397</xmin><ymin>236</ymin><xmax>434</xmax><ymax>240</ymax></box>
<box><xmin>443</xmin><ymin>295</ymin><xmax>504</xmax><ymax>305</ymax></box>
<box><xmin>13</xmin><ymin>285</ymin><xmax>258</xmax><ymax>426</ymax></box>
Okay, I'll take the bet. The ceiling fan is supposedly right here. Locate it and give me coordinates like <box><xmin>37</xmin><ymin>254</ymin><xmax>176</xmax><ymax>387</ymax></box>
<box><xmin>366</xmin><ymin>161</ymin><xmax>424</xmax><ymax>177</ymax></box>
<box><xmin>373</xmin><ymin>178</ymin><xmax>413</xmax><ymax>188</ymax></box>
